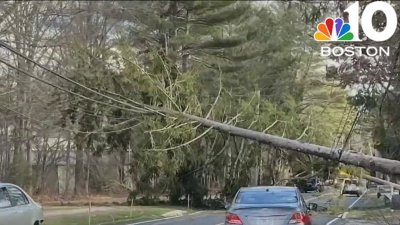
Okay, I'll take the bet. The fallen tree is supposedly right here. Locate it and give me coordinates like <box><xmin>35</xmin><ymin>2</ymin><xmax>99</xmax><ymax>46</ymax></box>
<box><xmin>160</xmin><ymin>108</ymin><xmax>400</xmax><ymax>176</ymax></box>
<box><xmin>362</xmin><ymin>174</ymin><xmax>400</xmax><ymax>190</ymax></box>
<box><xmin>4</xmin><ymin>39</ymin><xmax>400</xmax><ymax>178</ymax></box>
<box><xmin>278</xmin><ymin>169</ymin><xmax>323</xmax><ymax>184</ymax></box>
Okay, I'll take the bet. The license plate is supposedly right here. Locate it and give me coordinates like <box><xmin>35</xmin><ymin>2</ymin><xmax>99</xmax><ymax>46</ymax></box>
<box><xmin>254</xmin><ymin>219</ymin><xmax>280</xmax><ymax>225</ymax></box>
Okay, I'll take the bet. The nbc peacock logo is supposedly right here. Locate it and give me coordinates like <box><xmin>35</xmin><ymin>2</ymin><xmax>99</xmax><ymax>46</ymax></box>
<box><xmin>314</xmin><ymin>18</ymin><xmax>354</xmax><ymax>41</ymax></box>
<box><xmin>315</xmin><ymin>2</ymin><xmax>397</xmax><ymax>57</ymax></box>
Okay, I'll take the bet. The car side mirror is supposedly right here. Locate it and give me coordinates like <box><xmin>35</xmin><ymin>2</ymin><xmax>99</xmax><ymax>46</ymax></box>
<box><xmin>308</xmin><ymin>203</ymin><xmax>318</xmax><ymax>211</ymax></box>
<box><xmin>0</xmin><ymin>200</ymin><xmax>11</xmax><ymax>208</ymax></box>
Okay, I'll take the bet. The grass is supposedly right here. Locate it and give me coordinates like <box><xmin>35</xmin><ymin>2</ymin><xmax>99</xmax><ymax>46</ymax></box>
<box><xmin>316</xmin><ymin>188</ymin><xmax>348</xmax><ymax>216</ymax></box>
<box><xmin>346</xmin><ymin>194</ymin><xmax>400</xmax><ymax>223</ymax></box>
<box><xmin>45</xmin><ymin>206</ymin><xmax>187</xmax><ymax>225</ymax></box>
<box><xmin>325</xmin><ymin>195</ymin><xmax>347</xmax><ymax>215</ymax></box>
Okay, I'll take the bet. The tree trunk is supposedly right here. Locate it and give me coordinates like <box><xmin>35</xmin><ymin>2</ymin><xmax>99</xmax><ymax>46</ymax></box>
<box><xmin>65</xmin><ymin>137</ymin><xmax>72</xmax><ymax>198</ymax></box>
<box><xmin>75</xmin><ymin>141</ymin><xmax>85</xmax><ymax>195</ymax></box>
<box><xmin>160</xmin><ymin>108</ymin><xmax>400</xmax><ymax>176</ymax></box>
<box><xmin>363</xmin><ymin>174</ymin><xmax>400</xmax><ymax>189</ymax></box>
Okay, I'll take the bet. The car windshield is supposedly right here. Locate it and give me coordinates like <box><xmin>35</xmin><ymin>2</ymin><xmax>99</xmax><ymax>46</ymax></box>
<box><xmin>235</xmin><ymin>190</ymin><xmax>298</xmax><ymax>204</ymax></box>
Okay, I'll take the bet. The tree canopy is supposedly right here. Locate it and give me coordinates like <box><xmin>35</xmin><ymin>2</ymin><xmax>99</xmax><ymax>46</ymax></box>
<box><xmin>0</xmin><ymin>1</ymin><xmax>397</xmax><ymax>206</ymax></box>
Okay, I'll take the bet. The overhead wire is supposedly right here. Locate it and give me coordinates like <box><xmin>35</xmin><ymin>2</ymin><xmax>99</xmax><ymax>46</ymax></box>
<box><xmin>0</xmin><ymin>57</ymin><xmax>148</xmax><ymax>115</ymax></box>
<box><xmin>330</xmin><ymin>103</ymin><xmax>350</xmax><ymax>150</ymax></box>
<box><xmin>0</xmin><ymin>40</ymin><xmax>175</xmax><ymax>137</ymax></box>
<box><xmin>334</xmin><ymin>104</ymin><xmax>353</xmax><ymax>150</ymax></box>
<box><xmin>0</xmin><ymin>103</ymin><xmax>143</xmax><ymax>134</ymax></box>
<box><xmin>338</xmin><ymin>81</ymin><xmax>375</xmax><ymax>160</ymax></box>
<box><xmin>0</xmin><ymin>40</ymin><xmax>152</xmax><ymax>114</ymax></box>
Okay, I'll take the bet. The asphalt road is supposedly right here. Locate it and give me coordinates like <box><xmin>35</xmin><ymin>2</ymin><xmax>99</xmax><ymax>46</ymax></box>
<box><xmin>129</xmin><ymin>190</ymin><xmax>367</xmax><ymax>225</ymax></box>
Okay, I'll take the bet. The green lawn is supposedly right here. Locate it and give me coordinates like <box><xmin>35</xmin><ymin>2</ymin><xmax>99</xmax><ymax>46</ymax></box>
<box><xmin>45</xmin><ymin>206</ymin><xmax>181</xmax><ymax>225</ymax></box>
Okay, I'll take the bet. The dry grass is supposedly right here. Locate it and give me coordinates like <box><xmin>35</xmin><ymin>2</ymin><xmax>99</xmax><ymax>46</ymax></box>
<box><xmin>346</xmin><ymin>194</ymin><xmax>400</xmax><ymax>225</ymax></box>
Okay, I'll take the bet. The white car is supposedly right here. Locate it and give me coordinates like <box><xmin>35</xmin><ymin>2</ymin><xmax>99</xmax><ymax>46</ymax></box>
<box><xmin>0</xmin><ymin>183</ymin><xmax>44</xmax><ymax>225</ymax></box>
<box><xmin>341</xmin><ymin>179</ymin><xmax>362</xmax><ymax>197</ymax></box>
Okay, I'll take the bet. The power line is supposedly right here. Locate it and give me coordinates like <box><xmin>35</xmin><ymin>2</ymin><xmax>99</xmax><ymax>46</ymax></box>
<box><xmin>337</xmin><ymin>107</ymin><xmax>363</xmax><ymax>161</ymax></box>
<box><xmin>0</xmin><ymin>103</ymin><xmax>143</xmax><ymax>134</ymax></box>
<box><xmin>342</xmin><ymin>107</ymin><xmax>363</xmax><ymax>148</ymax></box>
<box><xmin>0</xmin><ymin>89</ymin><xmax>127</xmax><ymax>122</ymax></box>
<box><xmin>330</xmin><ymin>102</ymin><xmax>352</xmax><ymax>150</ymax></box>
<box><xmin>0</xmin><ymin>40</ymin><xmax>152</xmax><ymax>114</ymax></box>
<box><xmin>334</xmin><ymin>105</ymin><xmax>353</xmax><ymax>149</ymax></box>
<box><xmin>0</xmin><ymin>42</ymin><xmax>170</xmax><ymax>135</ymax></box>
<box><xmin>0</xmin><ymin>57</ymin><xmax>148</xmax><ymax>115</ymax></box>
<box><xmin>338</xmin><ymin>82</ymin><xmax>374</xmax><ymax>161</ymax></box>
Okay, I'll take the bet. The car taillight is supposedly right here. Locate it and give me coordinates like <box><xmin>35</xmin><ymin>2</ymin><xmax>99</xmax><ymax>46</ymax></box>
<box><xmin>226</xmin><ymin>212</ymin><xmax>243</xmax><ymax>224</ymax></box>
<box><xmin>289</xmin><ymin>212</ymin><xmax>311</xmax><ymax>224</ymax></box>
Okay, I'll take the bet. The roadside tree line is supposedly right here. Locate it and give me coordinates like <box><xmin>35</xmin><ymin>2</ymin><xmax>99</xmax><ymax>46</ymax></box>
<box><xmin>0</xmin><ymin>1</ymin><xmax>398</xmax><ymax>207</ymax></box>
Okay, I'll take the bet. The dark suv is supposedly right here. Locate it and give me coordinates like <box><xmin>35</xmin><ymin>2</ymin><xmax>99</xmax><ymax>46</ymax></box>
<box><xmin>295</xmin><ymin>177</ymin><xmax>324</xmax><ymax>193</ymax></box>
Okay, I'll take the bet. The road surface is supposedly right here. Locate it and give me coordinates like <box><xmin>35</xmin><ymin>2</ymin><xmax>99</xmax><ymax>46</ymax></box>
<box><xmin>129</xmin><ymin>191</ymin><xmax>366</xmax><ymax>225</ymax></box>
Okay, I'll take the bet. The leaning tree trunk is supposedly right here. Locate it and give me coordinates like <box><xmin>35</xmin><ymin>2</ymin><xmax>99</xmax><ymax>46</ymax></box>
<box><xmin>159</xmin><ymin>108</ymin><xmax>400</xmax><ymax>176</ymax></box>
<box><xmin>362</xmin><ymin>174</ymin><xmax>400</xmax><ymax>190</ymax></box>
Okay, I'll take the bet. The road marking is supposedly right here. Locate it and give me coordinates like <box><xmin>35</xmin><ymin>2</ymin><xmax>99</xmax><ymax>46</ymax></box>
<box><xmin>215</xmin><ymin>223</ymin><xmax>224</xmax><ymax>225</ymax></box>
<box><xmin>128</xmin><ymin>216</ymin><xmax>181</xmax><ymax>225</ymax></box>
<box><xmin>326</xmin><ymin>214</ymin><xmax>342</xmax><ymax>225</ymax></box>
<box><xmin>325</xmin><ymin>189</ymin><xmax>368</xmax><ymax>225</ymax></box>
<box><xmin>348</xmin><ymin>189</ymin><xmax>368</xmax><ymax>209</ymax></box>
<box><xmin>326</xmin><ymin>217</ymin><xmax>340</xmax><ymax>225</ymax></box>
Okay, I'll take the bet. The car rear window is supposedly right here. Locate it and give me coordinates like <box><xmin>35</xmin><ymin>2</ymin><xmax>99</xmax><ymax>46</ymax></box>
<box><xmin>235</xmin><ymin>190</ymin><xmax>298</xmax><ymax>204</ymax></box>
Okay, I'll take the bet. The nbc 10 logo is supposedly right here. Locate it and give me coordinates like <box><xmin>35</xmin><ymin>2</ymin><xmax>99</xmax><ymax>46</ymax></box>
<box><xmin>315</xmin><ymin>1</ymin><xmax>397</xmax><ymax>57</ymax></box>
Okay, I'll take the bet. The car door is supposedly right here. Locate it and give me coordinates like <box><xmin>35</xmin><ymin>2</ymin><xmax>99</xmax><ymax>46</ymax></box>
<box><xmin>5</xmin><ymin>186</ymin><xmax>33</xmax><ymax>225</ymax></box>
<box><xmin>0</xmin><ymin>187</ymin><xmax>14</xmax><ymax>225</ymax></box>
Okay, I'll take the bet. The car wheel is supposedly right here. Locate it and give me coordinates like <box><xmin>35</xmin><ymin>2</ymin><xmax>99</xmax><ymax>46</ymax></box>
<box><xmin>34</xmin><ymin>221</ymin><xmax>40</xmax><ymax>225</ymax></box>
